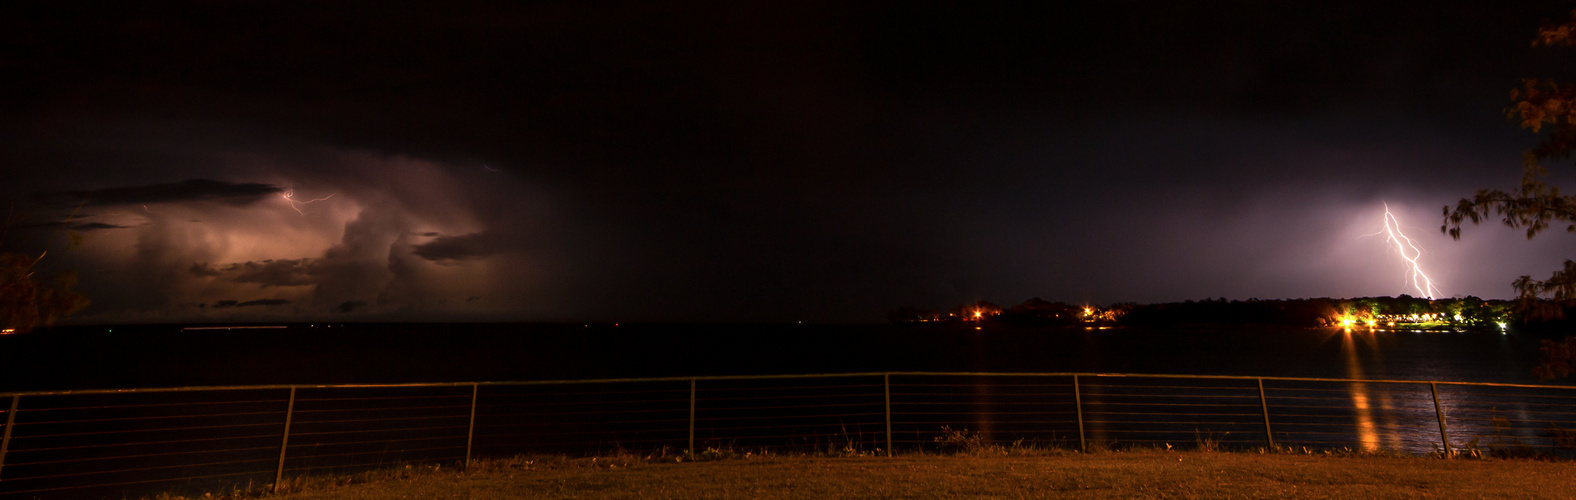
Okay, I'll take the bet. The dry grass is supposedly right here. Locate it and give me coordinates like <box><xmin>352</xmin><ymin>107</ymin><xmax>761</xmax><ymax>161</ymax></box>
<box><xmin>187</xmin><ymin>449</ymin><xmax>1576</xmax><ymax>500</ymax></box>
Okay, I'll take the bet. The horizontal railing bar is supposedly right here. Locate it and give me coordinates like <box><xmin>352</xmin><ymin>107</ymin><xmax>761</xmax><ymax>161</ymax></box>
<box><xmin>1264</xmin><ymin>395</ymin><xmax>1424</xmax><ymax>402</ymax></box>
<box><xmin>691</xmin><ymin>412</ymin><xmax>884</xmax><ymax>422</ymax></box>
<box><xmin>1080</xmin><ymin>385</ymin><xmax>1257</xmax><ymax>391</ymax></box>
<box><xmin>285</xmin><ymin>444</ymin><xmax>467</xmax><ymax>461</ymax></box>
<box><xmin>1062</xmin><ymin>411</ymin><xmax>1261</xmax><ymax>417</ymax></box>
<box><xmin>1448</xmin><ymin>416</ymin><xmax>1576</xmax><ymax>424</ymax></box>
<box><xmin>18</xmin><ymin>421</ymin><xmax>280</xmax><ymax>439</ymax></box>
<box><xmin>482</xmin><ymin>398</ymin><xmax>691</xmax><ymax>408</ymax></box>
<box><xmin>293</xmin><ymin>404</ymin><xmax>471</xmax><ymax>414</ymax></box>
<box><xmin>889</xmin><ymin>401</ymin><xmax>1076</xmax><ymax>406</ymax></box>
<box><xmin>1076</xmin><ymin>393</ymin><xmax>1261</xmax><ymax>399</ymax></box>
<box><xmin>890</xmin><ymin>410</ymin><xmax>1079</xmax><ymax>415</ymax></box>
<box><xmin>2</xmin><ymin>456</ymin><xmax>276</xmax><ymax>482</ymax></box>
<box><xmin>475</xmin><ymin>417</ymin><xmax>691</xmax><ymax>427</ymax></box>
<box><xmin>291</xmin><ymin>435</ymin><xmax>468</xmax><ymax>449</ymax></box>
<box><xmin>1446</xmin><ymin>406</ymin><xmax>1576</xmax><ymax>415</ymax></box>
<box><xmin>288</xmin><ymin>424</ymin><xmax>469</xmax><ymax>437</ymax></box>
<box><xmin>14</xmin><ymin>433</ymin><xmax>282</xmax><ymax>453</ymax></box>
<box><xmin>1099</xmin><ymin>438</ymin><xmax>1266</xmax><ymax>443</ymax></box>
<box><xmin>1089</xmin><ymin>429</ymin><xmax>1258</xmax><ymax>434</ymax></box>
<box><xmin>888</xmin><ymin>383</ymin><xmax>1072</xmax><ymax>388</ymax></box>
<box><xmin>1080</xmin><ymin>420</ymin><xmax>1261</xmax><ymax>426</ymax></box>
<box><xmin>486</xmin><ymin>388</ymin><xmax>691</xmax><ymax>398</ymax></box>
<box><xmin>4</xmin><ymin>445</ymin><xmax>278</xmax><ymax>467</ymax></box>
<box><xmin>1267</xmin><ymin>403</ymin><xmax>1427</xmax><ymax>410</ymax></box>
<box><xmin>1268</xmin><ymin>413</ymin><xmax>1425</xmax><ymax>418</ymax></box>
<box><xmin>892</xmin><ymin>421</ymin><xmax>1079</xmax><ymax>426</ymax></box>
<box><xmin>18</xmin><ymin>398</ymin><xmax>290</xmax><ymax>413</ymax></box>
<box><xmin>694</xmin><ymin>393</ymin><xmax>883</xmax><ymax>402</ymax></box>
<box><xmin>1077</xmin><ymin>400</ymin><xmax>1260</xmax><ymax>403</ymax></box>
<box><xmin>698</xmin><ymin>402</ymin><xmax>883</xmax><ymax>412</ymax></box>
<box><xmin>697</xmin><ymin>383</ymin><xmax>886</xmax><ymax>392</ymax></box>
<box><xmin>293</xmin><ymin>394</ymin><xmax>471</xmax><ymax>402</ymax></box>
<box><xmin>478</xmin><ymin>408</ymin><xmax>689</xmax><ymax>418</ymax></box>
<box><xmin>1271</xmin><ymin>429</ymin><xmax>1390</xmax><ymax>436</ymax></box>
<box><xmin>6</xmin><ymin>371</ymin><xmax>1574</xmax><ymax>399</ymax></box>
<box><xmin>889</xmin><ymin>392</ymin><xmax>1075</xmax><ymax>397</ymax></box>
<box><xmin>291</xmin><ymin>414</ymin><xmax>470</xmax><ymax>426</ymax></box>
<box><xmin>478</xmin><ymin>429</ymin><xmax>686</xmax><ymax>439</ymax></box>
<box><xmin>15</xmin><ymin>410</ymin><xmax>283</xmax><ymax>426</ymax></box>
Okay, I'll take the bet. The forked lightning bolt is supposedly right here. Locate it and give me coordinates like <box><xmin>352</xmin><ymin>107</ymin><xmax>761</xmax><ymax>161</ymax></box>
<box><xmin>1380</xmin><ymin>203</ymin><xmax>1440</xmax><ymax>299</ymax></box>
<box><xmin>282</xmin><ymin>187</ymin><xmax>335</xmax><ymax>215</ymax></box>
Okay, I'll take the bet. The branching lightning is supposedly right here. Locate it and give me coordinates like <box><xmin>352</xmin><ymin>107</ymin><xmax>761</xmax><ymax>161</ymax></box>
<box><xmin>282</xmin><ymin>187</ymin><xmax>336</xmax><ymax>215</ymax></box>
<box><xmin>1379</xmin><ymin>203</ymin><xmax>1440</xmax><ymax>299</ymax></box>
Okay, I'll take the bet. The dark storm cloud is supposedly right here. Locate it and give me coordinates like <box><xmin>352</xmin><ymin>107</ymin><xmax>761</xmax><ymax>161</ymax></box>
<box><xmin>188</xmin><ymin>263</ymin><xmax>222</xmax><ymax>277</ymax></box>
<box><xmin>69</xmin><ymin>222</ymin><xmax>131</xmax><ymax>231</ymax></box>
<box><xmin>410</xmin><ymin>232</ymin><xmax>506</xmax><ymax>262</ymax></box>
<box><xmin>236</xmin><ymin>299</ymin><xmax>290</xmax><ymax>307</ymax></box>
<box><xmin>334</xmin><ymin>300</ymin><xmax>367</xmax><ymax>313</ymax></box>
<box><xmin>13</xmin><ymin>219</ymin><xmax>127</xmax><ymax>231</ymax></box>
<box><xmin>190</xmin><ymin>260</ymin><xmax>314</xmax><ymax>287</ymax></box>
<box><xmin>208</xmin><ymin>299</ymin><xmax>291</xmax><ymax>308</ymax></box>
<box><xmin>7</xmin><ymin>2</ymin><xmax>1576</xmax><ymax>324</ymax></box>
<box><xmin>45</xmin><ymin>179</ymin><xmax>282</xmax><ymax>207</ymax></box>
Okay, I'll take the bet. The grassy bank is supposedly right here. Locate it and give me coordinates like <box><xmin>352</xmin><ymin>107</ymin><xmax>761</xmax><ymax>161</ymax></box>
<box><xmin>153</xmin><ymin>449</ymin><xmax>1576</xmax><ymax>499</ymax></box>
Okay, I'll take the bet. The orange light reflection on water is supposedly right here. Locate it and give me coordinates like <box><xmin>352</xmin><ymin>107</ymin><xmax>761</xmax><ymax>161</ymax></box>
<box><xmin>1340</xmin><ymin>329</ymin><xmax>1399</xmax><ymax>452</ymax></box>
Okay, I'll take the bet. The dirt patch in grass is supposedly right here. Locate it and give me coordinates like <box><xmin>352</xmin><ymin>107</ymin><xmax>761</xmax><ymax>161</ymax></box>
<box><xmin>246</xmin><ymin>451</ymin><xmax>1576</xmax><ymax>499</ymax></box>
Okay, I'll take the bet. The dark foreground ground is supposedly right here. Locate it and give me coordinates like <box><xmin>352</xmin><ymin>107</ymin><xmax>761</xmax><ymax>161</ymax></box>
<box><xmin>225</xmin><ymin>450</ymin><xmax>1576</xmax><ymax>499</ymax></box>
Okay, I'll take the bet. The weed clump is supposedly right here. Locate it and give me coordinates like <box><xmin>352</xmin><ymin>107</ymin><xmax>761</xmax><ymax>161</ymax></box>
<box><xmin>929</xmin><ymin>426</ymin><xmax>1073</xmax><ymax>456</ymax></box>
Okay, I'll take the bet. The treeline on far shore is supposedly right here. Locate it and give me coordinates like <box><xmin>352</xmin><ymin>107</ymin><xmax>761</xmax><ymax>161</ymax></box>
<box><xmin>890</xmin><ymin>295</ymin><xmax>1528</xmax><ymax>330</ymax></box>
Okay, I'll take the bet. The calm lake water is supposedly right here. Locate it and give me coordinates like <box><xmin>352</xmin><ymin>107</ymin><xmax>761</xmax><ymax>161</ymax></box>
<box><xmin>0</xmin><ymin>322</ymin><xmax>1561</xmax><ymax>392</ymax></box>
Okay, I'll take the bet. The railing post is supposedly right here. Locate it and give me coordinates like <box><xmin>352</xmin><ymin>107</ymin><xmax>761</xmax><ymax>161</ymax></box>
<box><xmin>687</xmin><ymin>378</ymin><xmax>696</xmax><ymax>456</ymax></box>
<box><xmin>274</xmin><ymin>387</ymin><xmax>296</xmax><ymax>492</ymax></box>
<box><xmin>883</xmin><ymin>373</ymin><xmax>893</xmax><ymax>457</ymax></box>
<box><xmin>1430</xmin><ymin>382</ymin><xmax>1451</xmax><ymax>457</ymax></box>
<box><xmin>0</xmin><ymin>395</ymin><xmax>19</xmax><ymax>480</ymax></box>
<box><xmin>1257</xmin><ymin>378</ymin><xmax>1275</xmax><ymax>449</ymax></box>
<box><xmin>465</xmin><ymin>383</ymin><xmax>478</xmax><ymax>470</ymax></box>
<box><xmin>1073</xmin><ymin>375</ymin><xmax>1086</xmax><ymax>452</ymax></box>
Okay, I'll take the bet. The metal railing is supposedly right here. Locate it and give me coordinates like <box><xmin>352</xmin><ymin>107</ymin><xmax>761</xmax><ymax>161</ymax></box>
<box><xmin>2</xmin><ymin>371</ymin><xmax>1575</xmax><ymax>498</ymax></box>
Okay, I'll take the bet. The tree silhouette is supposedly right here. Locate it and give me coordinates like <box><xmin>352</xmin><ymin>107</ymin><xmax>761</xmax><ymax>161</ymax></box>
<box><xmin>1444</xmin><ymin>11</ymin><xmax>1576</xmax><ymax>378</ymax></box>
<box><xmin>0</xmin><ymin>252</ymin><xmax>89</xmax><ymax>333</ymax></box>
<box><xmin>1445</xmin><ymin>13</ymin><xmax>1576</xmax><ymax>312</ymax></box>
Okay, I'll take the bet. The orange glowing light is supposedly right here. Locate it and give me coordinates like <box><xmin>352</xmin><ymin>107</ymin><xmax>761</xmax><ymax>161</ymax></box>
<box><xmin>0</xmin><ymin>328</ymin><xmax>13</xmax><ymax>334</ymax></box>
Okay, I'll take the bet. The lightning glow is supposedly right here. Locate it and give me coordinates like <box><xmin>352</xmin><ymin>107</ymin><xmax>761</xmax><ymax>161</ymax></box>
<box><xmin>281</xmin><ymin>187</ymin><xmax>336</xmax><ymax>215</ymax></box>
<box><xmin>1380</xmin><ymin>203</ymin><xmax>1440</xmax><ymax>299</ymax></box>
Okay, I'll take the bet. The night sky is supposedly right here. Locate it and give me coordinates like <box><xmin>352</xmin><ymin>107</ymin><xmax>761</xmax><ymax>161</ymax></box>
<box><xmin>6</xmin><ymin>1</ymin><xmax>1576</xmax><ymax>324</ymax></box>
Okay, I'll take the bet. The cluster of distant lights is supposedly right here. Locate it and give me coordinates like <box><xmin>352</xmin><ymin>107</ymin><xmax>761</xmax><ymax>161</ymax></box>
<box><xmin>1337</xmin><ymin>313</ymin><xmax>1507</xmax><ymax>333</ymax></box>
<box><xmin>935</xmin><ymin>305</ymin><xmax>1115</xmax><ymax>330</ymax></box>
